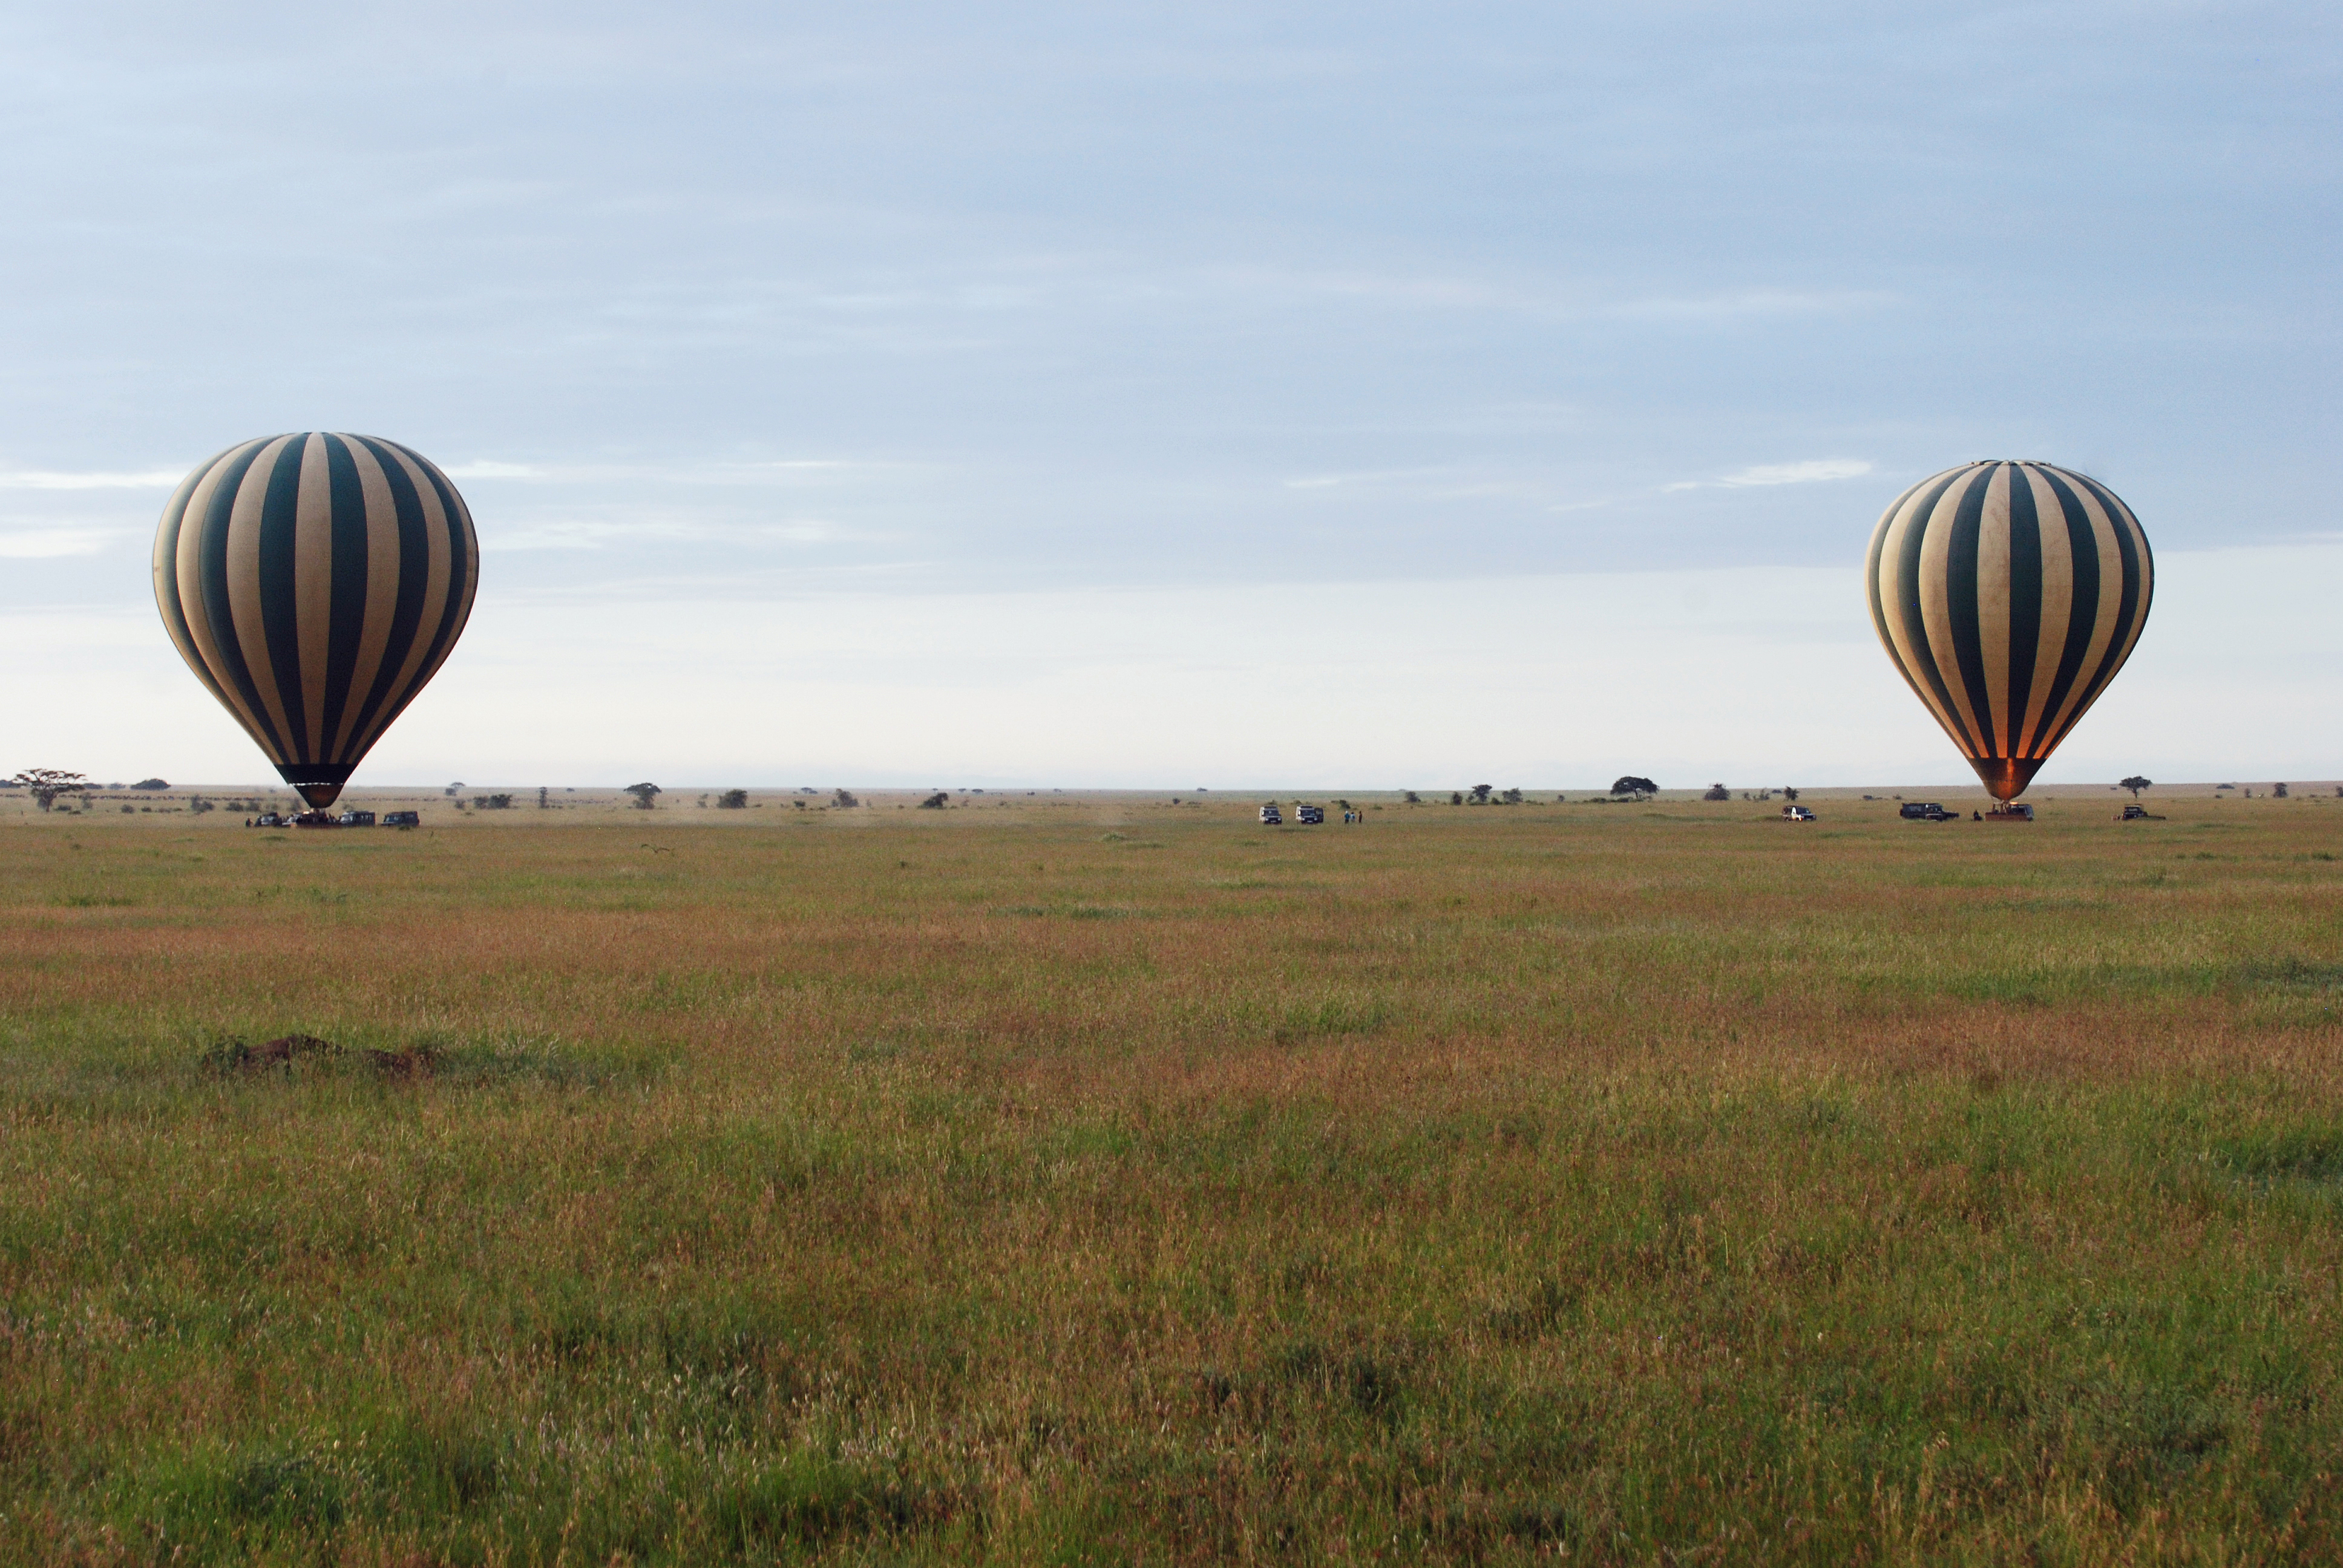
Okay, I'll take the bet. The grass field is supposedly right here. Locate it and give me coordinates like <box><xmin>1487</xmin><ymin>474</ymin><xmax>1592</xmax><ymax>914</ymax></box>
<box><xmin>3</xmin><ymin>790</ymin><xmax>2341</xmax><ymax>1564</ymax></box>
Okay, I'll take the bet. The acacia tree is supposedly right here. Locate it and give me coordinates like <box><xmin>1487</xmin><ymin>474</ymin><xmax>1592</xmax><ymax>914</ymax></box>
<box><xmin>1469</xmin><ymin>783</ymin><xmax>1494</xmax><ymax>803</ymax></box>
<box><xmin>12</xmin><ymin>769</ymin><xmax>87</xmax><ymax>811</ymax></box>
<box><xmin>2119</xmin><ymin>775</ymin><xmax>2152</xmax><ymax>797</ymax></box>
<box><xmin>1610</xmin><ymin>776</ymin><xmax>1657</xmax><ymax>799</ymax></box>
<box><xmin>623</xmin><ymin>782</ymin><xmax>661</xmax><ymax>810</ymax></box>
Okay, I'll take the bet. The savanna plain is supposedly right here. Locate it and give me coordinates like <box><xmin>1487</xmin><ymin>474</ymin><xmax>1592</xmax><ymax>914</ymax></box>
<box><xmin>4</xmin><ymin>791</ymin><xmax>2342</xmax><ymax>1565</ymax></box>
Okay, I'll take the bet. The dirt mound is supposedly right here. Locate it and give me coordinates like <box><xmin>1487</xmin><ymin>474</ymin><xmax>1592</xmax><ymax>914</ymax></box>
<box><xmin>201</xmin><ymin>1034</ymin><xmax>438</xmax><ymax>1080</ymax></box>
<box><xmin>364</xmin><ymin>1047</ymin><xmax>439</xmax><ymax>1080</ymax></box>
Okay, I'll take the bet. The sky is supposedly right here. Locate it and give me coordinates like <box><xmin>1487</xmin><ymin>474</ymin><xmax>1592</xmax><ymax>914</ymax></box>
<box><xmin>2</xmin><ymin>2</ymin><xmax>2336</xmax><ymax>789</ymax></box>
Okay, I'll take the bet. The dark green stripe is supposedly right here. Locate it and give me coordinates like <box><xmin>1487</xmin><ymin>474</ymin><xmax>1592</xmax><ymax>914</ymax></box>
<box><xmin>405</xmin><ymin>446</ymin><xmax>475</xmax><ymax>691</ymax></box>
<box><xmin>2042</xmin><ymin>472</ymin><xmax>2150</xmax><ymax>752</ymax></box>
<box><xmin>194</xmin><ymin>440</ymin><xmax>286</xmax><ymax>758</ymax></box>
<box><xmin>1889</xmin><ymin>467</ymin><xmax>1980</xmax><ymax>752</ymax></box>
<box><xmin>2005</xmin><ymin>465</ymin><xmax>2045</xmax><ymax>755</ymax></box>
<box><xmin>2029</xmin><ymin>469</ymin><xmax>2105</xmax><ymax>746</ymax></box>
<box><xmin>151</xmin><ymin>468</ymin><xmax>234</xmax><ymax>711</ymax></box>
<box><xmin>1942</xmin><ymin>466</ymin><xmax>1996</xmax><ymax>757</ymax></box>
<box><xmin>320</xmin><ymin>435</ymin><xmax>372</xmax><ymax>761</ymax></box>
<box><xmin>339</xmin><ymin>436</ymin><xmax>436</xmax><ymax>757</ymax></box>
<box><xmin>255</xmin><ymin>437</ymin><xmax>311</xmax><ymax>757</ymax></box>
<box><xmin>351</xmin><ymin>443</ymin><xmax>474</xmax><ymax>756</ymax></box>
<box><xmin>1864</xmin><ymin>475</ymin><xmax>1932</xmax><ymax>678</ymax></box>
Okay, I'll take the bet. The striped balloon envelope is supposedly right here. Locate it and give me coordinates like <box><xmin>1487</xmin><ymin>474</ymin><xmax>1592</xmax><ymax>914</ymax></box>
<box><xmin>152</xmin><ymin>433</ymin><xmax>479</xmax><ymax>812</ymax></box>
<box><xmin>1864</xmin><ymin>461</ymin><xmax>2152</xmax><ymax>803</ymax></box>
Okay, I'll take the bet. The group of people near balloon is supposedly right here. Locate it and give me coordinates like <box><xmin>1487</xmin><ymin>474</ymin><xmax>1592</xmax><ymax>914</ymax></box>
<box><xmin>150</xmin><ymin>438</ymin><xmax>2149</xmax><ymax>815</ymax></box>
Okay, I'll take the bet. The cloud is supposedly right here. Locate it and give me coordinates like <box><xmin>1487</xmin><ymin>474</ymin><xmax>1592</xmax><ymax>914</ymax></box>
<box><xmin>1610</xmin><ymin>289</ymin><xmax>1896</xmax><ymax>322</ymax></box>
<box><xmin>441</xmin><ymin>460</ymin><xmax>547</xmax><ymax>480</ymax></box>
<box><xmin>0</xmin><ymin>469</ymin><xmax>184</xmax><ymax>490</ymax></box>
<box><xmin>478</xmin><ymin>516</ymin><xmax>864</xmax><ymax>552</ymax></box>
<box><xmin>0</xmin><ymin>528</ymin><xmax>120</xmax><ymax>558</ymax></box>
<box><xmin>1665</xmin><ymin>459</ymin><xmax>1873</xmax><ymax>493</ymax></box>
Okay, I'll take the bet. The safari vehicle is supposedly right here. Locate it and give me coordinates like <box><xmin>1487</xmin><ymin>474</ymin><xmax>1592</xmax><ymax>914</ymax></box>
<box><xmin>255</xmin><ymin>812</ymin><xmax>287</xmax><ymax>828</ymax></box>
<box><xmin>336</xmin><ymin>809</ymin><xmax>376</xmax><ymax>827</ymax></box>
<box><xmin>2117</xmin><ymin>803</ymin><xmax>2164</xmax><ymax>822</ymax></box>
<box><xmin>382</xmin><ymin>810</ymin><xmax>422</xmax><ymax>829</ymax></box>
<box><xmin>1781</xmin><ymin>805</ymin><xmax>1815</xmax><ymax>822</ymax></box>
<box><xmin>1296</xmin><ymin>805</ymin><xmax>1325</xmax><ymax>825</ymax></box>
<box><xmin>1259</xmin><ymin>805</ymin><xmax>1282</xmax><ymax>826</ymax></box>
<box><xmin>1985</xmin><ymin>802</ymin><xmax>2036</xmax><ymax>822</ymax></box>
<box><xmin>1898</xmin><ymin>802</ymin><xmax>1955</xmax><ymax>821</ymax></box>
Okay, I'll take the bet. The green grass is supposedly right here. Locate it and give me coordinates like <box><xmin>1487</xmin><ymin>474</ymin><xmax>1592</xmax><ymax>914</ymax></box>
<box><xmin>1</xmin><ymin>794</ymin><xmax>2339</xmax><ymax>1561</ymax></box>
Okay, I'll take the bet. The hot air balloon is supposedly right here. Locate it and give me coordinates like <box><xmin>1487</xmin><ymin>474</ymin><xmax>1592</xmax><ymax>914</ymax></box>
<box><xmin>152</xmin><ymin>433</ymin><xmax>478</xmax><ymax>818</ymax></box>
<box><xmin>1864</xmin><ymin>461</ymin><xmax>2151</xmax><ymax>808</ymax></box>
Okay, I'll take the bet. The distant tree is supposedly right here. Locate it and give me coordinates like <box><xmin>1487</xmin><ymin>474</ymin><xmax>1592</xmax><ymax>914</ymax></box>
<box><xmin>1500</xmin><ymin>788</ymin><xmax>1523</xmax><ymax>805</ymax></box>
<box><xmin>2119</xmin><ymin>776</ymin><xmax>2152</xmax><ymax>797</ymax></box>
<box><xmin>718</xmin><ymin>789</ymin><xmax>749</xmax><ymax>809</ymax></box>
<box><xmin>832</xmin><ymin>788</ymin><xmax>860</xmax><ymax>808</ymax></box>
<box><xmin>1449</xmin><ymin>791</ymin><xmax>1463</xmax><ymax>805</ymax></box>
<box><xmin>1783</xmin><ymin>787</ymin><xmax>1799</xmax><ymax>802</ymax></box>
<box><xmin>1470</xmin><ymin>783</ymin><xmax>1493</xmax><ymax>803</ymax></box>
<box><xmin>538</xmin><ymin>786</ymin><xmax>551</xmax><ymax>809</ymax></box>
<box><xmin>1702</xmin><ymin>783</ymin><xmax>1730</xmax><ymax>802</ymax></box>
<box><xmin>2273</xmin><ymin>782</ymin><xmax>2289</xmax><ymax>799</ymax></box>
<box><xmin>917</xmin><ymin>792</ymin><xmax>948</xmax><ymax>809</ymax></box>
<box><xmin>188</xmin><ymin>795</ymin><xmax>214</xmax><ymax>815</ymax></box>
<box><xmin>132</xmin><ymin>777</ymin><xmax>169</xmax><ymax>791</ymax></box>
<box><xmin>623</xmin><ymin>782</ymin><xmax>661</xmax><ymax>810</ymax></box>
<box><xmin>1403</xmin><ymin>791</ymin><xmax>1421</xmax><ymax>804</ymax></box>
<box><xmin>12</xmin><ymin>769</ymin><xmax>87</xmax><ymax>811</ymax></box>
<box><xmin>1611</xmin><ymin>776</ymin><xmax>1657</xmax><ymax>798</ymax></box>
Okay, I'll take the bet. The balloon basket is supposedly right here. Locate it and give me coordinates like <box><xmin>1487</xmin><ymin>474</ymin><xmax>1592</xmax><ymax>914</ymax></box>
<box><xmin>292</xmin><ymin>811</ymin><xmax>342</xmax><ymax>829</ymax></box>
<box><xmin>1983</xmin><ymin>803</ymin><xmax>2036</xmax><ymax>823</ymax></box>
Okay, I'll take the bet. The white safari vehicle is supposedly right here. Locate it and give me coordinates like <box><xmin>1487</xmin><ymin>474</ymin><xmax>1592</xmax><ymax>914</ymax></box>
<box><xmin>1781</xmin><ymin>805</ymin><xmax>1815</xmax><ymax>822</ymax></box>
<box><xmin>1259</xmin><ymin>804</ymin><xmax>1283</xmax><ymax>825</ymax></box>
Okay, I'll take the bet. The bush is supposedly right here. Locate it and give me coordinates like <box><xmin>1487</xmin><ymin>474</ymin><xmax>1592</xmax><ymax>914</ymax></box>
<box><xmin>918</xmin><ymin>792</ymin><xmax>948</xmax><ymax>809</ymax></box>
<box><xmin>833</xmin><ymin>789</ymin><xmax>860</xmax><ymax>808</ymax></box>
<box><xmin>718</xmin><ymin>789</ymin><xmax>749</xmax><ymax>809</ymax></box>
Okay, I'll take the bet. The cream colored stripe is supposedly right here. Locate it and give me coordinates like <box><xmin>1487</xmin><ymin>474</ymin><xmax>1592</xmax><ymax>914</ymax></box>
<box><xmin>329</xmin><ymin>439</ymin><xmax>407</xmax><ymax>760</ymax></box>
<box><xmin>293</xmin><ymin>434</ymin><xmax>334</xmax><ymax>757</ymax></box>
<box><xmin>226</xmin><ymin>436</ymin><xmax>301</xmax><ymax>760</ymax></box>
<box><xmin>2015</xmin><ymin>465</ymin><xmax>2073</xmax><ymax>757</ymax></box>
<box><xmin>2094</xmin><ymin>495</ymin><xmax>2155</xmax><ymax>699</ymax></box>
<box><xmin>152</xmin><ymin>464</ymin><xmax>211</xmax><ymax>682</ymax></box>
<box><xmin>1916</xmin><ymin>475</ymin><xmax>1985</xmax><ymax>754</ymax></box>
<box><xmin>1873</xmin><ymin>475</ymin><xmax>1970</xmax><ymax>749</ymax></box>
<box><xmin>1974</xmin><ymin>464</ymin><xmax>2013</xmax><ymax>756</ymax></box>
<box><xmin>2034</xmin><ymin>479</ymin><xmax>2125</xmax><ymax>747</ymax></box>
<box><xmin>347</xmin><ymin>445</ymin><xmax>456</xmax><ymax>758</ymax></box>
<box><xmin>433</xmin><ymin>457</ymin><xmax>481</xmax><ymax>635</ymax></box>
<box><xmin>178</xmin><ymin>440</ymin><xmax>283</xmax><ymax>761</ymax></box>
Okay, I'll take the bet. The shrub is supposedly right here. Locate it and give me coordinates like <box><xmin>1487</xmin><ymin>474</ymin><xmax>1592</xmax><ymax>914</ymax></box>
<box><xmin>718</xmin><ymin>789</ymin><xmax>749</xmax><ymax>809</ymax></box>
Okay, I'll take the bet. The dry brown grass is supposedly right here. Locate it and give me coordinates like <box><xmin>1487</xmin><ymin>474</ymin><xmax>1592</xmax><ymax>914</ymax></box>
<box><xmin>1</xmin><ymin>792</ymin><xmax>2339</xmax><ymax>1563</ymax></box>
